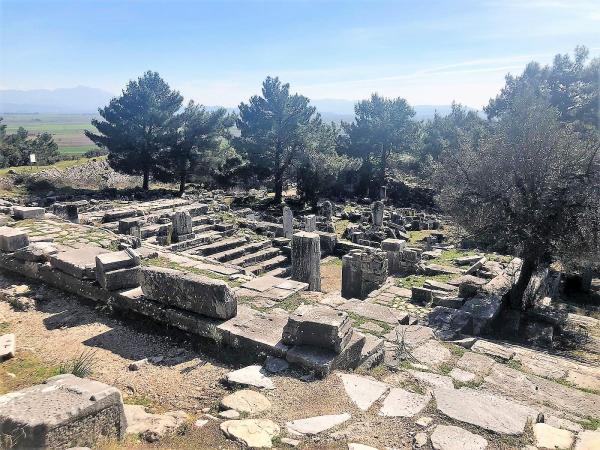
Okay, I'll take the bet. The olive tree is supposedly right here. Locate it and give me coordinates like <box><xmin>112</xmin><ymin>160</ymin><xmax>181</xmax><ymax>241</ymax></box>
<box><xmin>435</xmin><ymin>91</ymin><xmax>600</xmax><ymax>309</ymax></box>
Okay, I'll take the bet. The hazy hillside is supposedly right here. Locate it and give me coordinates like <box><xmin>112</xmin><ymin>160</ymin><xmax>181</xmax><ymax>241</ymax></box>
<box><xmin>0</xmin><ymin>86</ymin><xmax>113</xmax><ymax>114</ymax></box>
<box><xmin>0</xmin><ymin>86</ymin><xmax>466</xmax><ymax>120</ymax></box>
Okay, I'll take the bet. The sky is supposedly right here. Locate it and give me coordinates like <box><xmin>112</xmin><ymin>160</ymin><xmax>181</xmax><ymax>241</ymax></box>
<box><xmin>1</xmin><ymin>0</ymin><xmax>599</xmax><ymax>109</ymax></box>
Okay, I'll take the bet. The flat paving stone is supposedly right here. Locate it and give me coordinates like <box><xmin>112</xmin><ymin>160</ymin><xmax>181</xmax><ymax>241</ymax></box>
<box><xmin>220</xmin><ymin>419</ymin><xmax>280</xmax><ymax>448</ymax></box>
<box><xmin>456</xmin><ymin>352</ymin><xmax>496</xmax><ymax>376</ymax></box>
<box><xmin>449</xmin><ymin>368</ymin><xmax>477</xmax><ymax>384</ymax></box>
<box><xmin>338</xmin><ymin>300</ymin><xmax>408</xmax><ymax>325</ymax></box>
<box><xmin>226</xmin><ymin>365</ymin><xmax>275</xmax><ymax>390</ymax></box>
<box><xmin>533</xmin><ymin>423</ymin><xmax>574</xmax><ymax>450</ymax></box>
<box><xmin>430</xmin><ymin>425</ymin><xmax>488</xmax><ymax>450</ymax></box>
<box><xmin>286</xmin><ymin>413</ymin><xmax>351</xmax><ymax>435</ymax></box>
<box><xmin>575</xmin><ymin>430</ymin><xmax>600</xmax><ymax>450</ymax></box>
<box><xmin>124</xmin><ymin>404</ymin><xmax>187</xmax><ymax>436</ymax></box>
<box><xmin>379</xmin><ymin>387</ymin><xmax>430</xmax><ymax>417</ymax></box>
<box><xmin>384</xmin><ymin>325</ymin><xmax>435</xmax><ymax>347</ymax></box>
<box><xmin>338</xmin><ymin>373</ymin><xmax>389</xmax><ymax>411</ymax></box>
<box><xmin>434</xmin><ymin>387</ymin><xmax>535</xmax><ymax>435</ymax></box>
<box><xmin>408</xmin><ymin>370</ymin><xmax>454</xmax><ymax>391</ymax></box>
<box><xmin>483</xmin><ymin>363</ymin><xmax>600</xmax><ymax>419</ymax></box>
<box><xmin>410</xmin><ymin>340</ymin><xmax>452</xmax><ymax>367</ymax></box>
<box><xmin>220</xmin><ymin>390</ymin><xmax>271</xmax><ymax>415</ymax></box>
<box><xmin>471</xmin><ymin>340</ymin><xmax>515</xmax><ymax>361</ymax></box>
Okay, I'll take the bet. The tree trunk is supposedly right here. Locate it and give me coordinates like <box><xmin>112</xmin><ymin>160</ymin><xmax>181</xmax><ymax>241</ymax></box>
<box><xmin>179</xmin><ymin>168</ymin><xmax>187</xmax><ymax>196</ymax></box>
<box><xmin>379</xmin><ymin>144</ymin><xmax>388</xmax><ymax>182</ymax></box>
<box><xmin>142</xmin><ymin>168</ymin><xmax>150</xmax><ymax>191</ymax></box>
<box><xmin>510</xmin><ymin>257</ymin><xmax>537</xmax><ymax>310</ymax></box>
<box><xmin>274</xmin><ymin>172</ymin><xmax>283</xmax><ymax>204</ymax></box>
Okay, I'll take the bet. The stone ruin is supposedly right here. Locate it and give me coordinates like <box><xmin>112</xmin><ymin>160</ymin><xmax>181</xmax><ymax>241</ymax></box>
<box><xmin>341</xmin><ymin>248</ymin><xmax>388</xmax><ymax>300</ymax></box>
<box><xmin>0</xmin><ymin>374</ymin><xmax>126</xmax><ymax>449</ymax></box>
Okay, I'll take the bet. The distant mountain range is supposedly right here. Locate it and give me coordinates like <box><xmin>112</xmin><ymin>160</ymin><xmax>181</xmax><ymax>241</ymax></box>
<box><xmin>0</xmin><ymin>86</ymin><xmax>465</xmax><ymax>120</ymax></box>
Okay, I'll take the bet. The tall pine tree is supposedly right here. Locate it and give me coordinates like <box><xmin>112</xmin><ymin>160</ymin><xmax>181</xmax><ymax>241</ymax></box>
<box><xmin>86</xmin><ymin>71</ymin><xmax>182</xmax><ymax>190</ymax></box>
<box><xmin>235</xmin><ymin>76</ymin><xmax>316</xmax><ymax>203</ymax></box>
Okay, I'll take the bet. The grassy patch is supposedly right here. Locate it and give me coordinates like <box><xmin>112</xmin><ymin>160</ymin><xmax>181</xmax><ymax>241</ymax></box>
<box><xmin>446</xmin><ymin>344</ymin><xmax>466</xmax><ymax>357</ymax></box>
<box><xmin>0</xmin><ymin>350</ymin><xmax>60</xmax><ymax>395</ymax></box>
<box><xmin>0</xmin><ymin>321</ymin><xmax>10</xmax><ymax>333</ymax></box>
<box><xmin>579</xmin><ymin>416</ymin><xmax>600</xmax><ymax>430</ymax></box>
<box><xmin>395</xmin><ymin>273</ymin><xmax>453</xmax><ymax>290</ymax></box>
<box><xmin>334</xmin><ymin>219</ymin><xmax>349</xmax><ymax>238</ymax></box>
<box><xmin>408</xmin><ymin>230</ymin><xmax>435</xmax><ymax>244</ymax></box>
<box><xmin>0</xmin><ymin>156</ymin><xmax>102</xmax><ymax>177</ymax></box>
<box><xmin>505</xmin><ymin>359</ymin><xmax>522</xmax><ymax>371</ymax></box>
<box><xmin>322</xmin><ymin>257</ymin><xmax>343</xmax><ymax>266</ymax></box>
<box><xmin>346</xmin><ymin>312</ymin><xmax>392</xmax><ymax>337</ymax></box>
<box><xmin>430</xmin><ymin>249</ymin><xmax>476</xmax><ymax>266</ymax></box>
<box><xmin>276</xmin><ymin>292</ymin><xmax>307</xmax><ymax>312</ymax></box>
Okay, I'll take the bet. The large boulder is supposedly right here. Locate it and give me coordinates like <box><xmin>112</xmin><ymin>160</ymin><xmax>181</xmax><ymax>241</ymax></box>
<box><xmin>138</xmin><ymin>266</ymin><xmax>236</xmax><ymax>319</ymax></box>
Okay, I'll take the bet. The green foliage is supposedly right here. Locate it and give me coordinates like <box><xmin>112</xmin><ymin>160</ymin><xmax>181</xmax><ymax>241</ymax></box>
<box><xmin>0</xmin><ymin>118</ymin><xmax>60</xmax><ymax>168</ymax></box>
<box><xmin>419</xmin><ymin>102</ymin><xmax>486</xmax><ymax>162</ymax></box>
<box><xmin>435</xmin><ymin>90</ymin><xmax>600</xmax><ymax>307</ymax></box>
<box><xmin>86</xmin><ymin>71</ymin><xmax>183</xmax><ymax>190</ymax></box>
<box><xmin>340</xmin><ymin>93</ymin><xmax>419</xmax><ymax>195</ymax></box>
<box><xmin>158</xmin><ymin>101</ymin><xmax>234</xmax><ymax>193</ymax></box>
<box><xmin>486</xmin><ymin>46</ymin><xmax>599</xmax><ymax>131</ymax></box>
<box><xmin>59</xmin><ymin>349</ymin><xmax>97</xmax><ymax>378</ymax></box>
<box><xmin>235</xmin><ymin>76</ymin><xmax>317</xmax><ymax>203</ymax></box>
<box><xmin>296</xmin><ymin>121</ymin><xmax>360</xmax><ymax>206</ymax></box>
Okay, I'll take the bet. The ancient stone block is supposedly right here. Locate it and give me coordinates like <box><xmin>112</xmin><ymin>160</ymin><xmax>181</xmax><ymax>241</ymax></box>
<box><xmin>172</xmin><ymin>211</ymin><xmax>193</xmax><ymax>242</ymax></box>
<box><xmin>461</xmin><ymin>294</ymin><xmax>504</xmax><ymax>335</ymax></box>
<box><xmin>50</xmin><ymin>246</ymin><xmax>109</xmax><ymax>279</ymax></box>
<box><xmin>381</xmin><ymin>238</ymin><xmax>406</xmax><ymax>274</ymax></box>
<box><xmin>291</xmin><ymin>231</ymin><xmax>321</xmax><ymax>291</ymax></box>
<box><xmin>0</xmin><ymin>374</ymin><xmax>126</xmax><ymax>449</ymax></box>
<box><xmin>428</xmin><ymin>306</ymin><xmax>473</xmax><ymax>340</ymax></box>
<box><xmin>285</xmin><ymin>330</ymin><xmax>366</xmax><ymax>377</ymax></box>
<box><xmin>371</xmin><ymin>201</ymin><xmax>384</xmax><ymax>227</ymax></box>
<box><xmin>341</xmin><ymin>248</ymin><xmax>388</xmax><ymax>300</ymax></box>
<box><xmin>98</xmin><ymin>267</ymin><xmax>140</xmax><ymax>291</ymax></box>
<box><xmin>12</xmin><ymin>206</ymin><xmax>45</xmax><ymax>220</ymax></box>
<box><xmin>0</xmin><ymin>227</ymin><xmax>29</xmax><ymax>252</ymax></box>
<box><xmin>13</xmin><ymin>242</ymin><xmax>58</xmax><ymax>262</ymax></box>
<box><xmin>138</xmin><ymin>266</ymin><xmax>237</xmax><ymax>319</ymax></box>
<box><xmin>282</xmin><ymin>304</ymin><xmax>352</xmax><ymax>353</ymax></box>
<box><xmin>304</xmin><ymin>214</ymin><xmax>317</xmax><ymax>232</ymax></box>
<box><xmin>118</xmin><ymin>217</ymin><xmax>145</xmax><ymax>234</ymax></box>
<box><xmin>282</xmin><ymin>206</ymin><xmax>293</xmax><ymax>239</ymax></box>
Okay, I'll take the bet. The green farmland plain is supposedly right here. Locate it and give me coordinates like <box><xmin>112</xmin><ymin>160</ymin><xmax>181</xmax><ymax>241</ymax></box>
<box><xmin>1</xmin><ymin>113</ymin><xmax>99</xmax><ymax>155</ymax></box>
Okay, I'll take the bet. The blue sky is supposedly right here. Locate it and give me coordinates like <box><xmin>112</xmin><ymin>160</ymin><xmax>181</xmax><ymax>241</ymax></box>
<box><xmin>1</xmin><ymin>0</ymin><xmax>599</xmax><ymax>108</ymax></box>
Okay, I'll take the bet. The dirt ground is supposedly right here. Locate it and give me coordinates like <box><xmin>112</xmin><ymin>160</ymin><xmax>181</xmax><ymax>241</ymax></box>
<box><xmin>0</xmin><ymin>270</ymin><xmax>416</xmax><ymax>450</ymax></box>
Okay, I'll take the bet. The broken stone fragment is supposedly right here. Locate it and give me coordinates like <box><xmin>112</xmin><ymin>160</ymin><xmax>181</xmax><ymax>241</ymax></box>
<box><xmin>0</xmin><ymin>333</ymin><xmax>16</xmax><ymax>359</ymax></box>
<box><xmin>220</xmin><ymin>419</ymin><xmax>280</xmax><ymax>448</ymax></box>
<box><xmin>220</xmin><ymin>389</ymin><xmax>271</xmax><ymax>415</ymax></box>
<box><xmin>430</xmin><ymin>424</ymin><xmax>488</xmax><ymax>450</ymax></box>
<box><xmin>286</xmin><ymin>413</ymin><xmax>351</xmax><ymax>436</ymax></box>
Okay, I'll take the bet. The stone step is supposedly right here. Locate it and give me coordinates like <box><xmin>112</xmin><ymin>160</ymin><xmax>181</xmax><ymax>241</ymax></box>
<box><xmin>192</xmin><ymin>215</ymin><xmax>213</xmax><ymax>226</ymax></box>
<box><xmin>211</xmin><ymin>240</ymin><xmax>271</xmax><ymax>262</ymax></box>
<box><xmin>195</xmin><ymin>237</ymin><xmax>248</xmax><ymax>256</ymax></box>
<box><xmin>229</xmin><ymin>247</ymin><xmax>282</xmax><ymax>268</ymax></box>
<box><xmin>264</xmin><ymin>266</ymin><xmax>290</xmax><ymax>278</ymax></box>
<box><xmin>193</xmin><ymin>224</ymin><xmax>216</xmax><ymax>234</ymax></box>
<box><xmin>166</xmin><ymin>231</ymin><xmax>222</xmax><ymax>251</ymax></box>
<box><xmin>246</xmin><ymin>255</ymin><xmax>289</xmax><ymax>275</ymax></box>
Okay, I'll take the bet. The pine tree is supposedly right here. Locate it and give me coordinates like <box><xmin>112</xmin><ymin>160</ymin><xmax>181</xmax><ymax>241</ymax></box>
<box><xmin>235</xmin><ymin>76</ymin><xmax>316</xmax><ymax>203</ymax></box>
<box><xmin>86</xmin><ymin>71</ymin><xmax>182</xmax><ymax>190</ymax></box>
